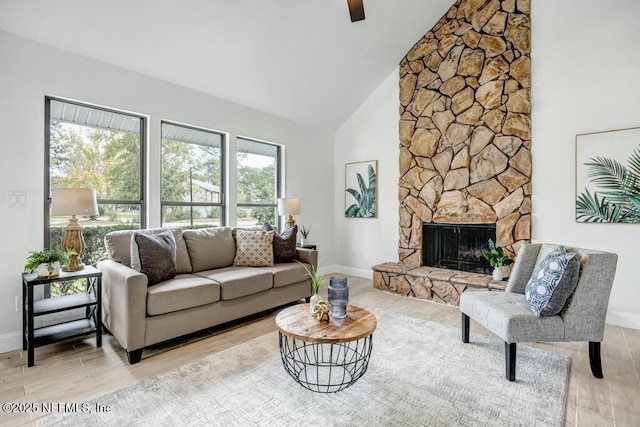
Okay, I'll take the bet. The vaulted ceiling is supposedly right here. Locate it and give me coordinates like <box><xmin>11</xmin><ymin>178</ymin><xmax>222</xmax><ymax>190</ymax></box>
<box><xmin>0</xmin><ymin>0</ymin><xmax>452</xmax><ymax>131</ymax></box>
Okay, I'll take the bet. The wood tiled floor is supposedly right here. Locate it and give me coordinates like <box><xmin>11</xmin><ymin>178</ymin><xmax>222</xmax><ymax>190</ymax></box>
<box><xmin>1</xmin><ymin>276</ymin><xmax>639</xmax><ymax>426</ymax></box>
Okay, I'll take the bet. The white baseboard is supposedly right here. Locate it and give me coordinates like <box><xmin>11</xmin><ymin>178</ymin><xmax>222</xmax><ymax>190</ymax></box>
<box><xmin>606</xmin><ymin>310</ymin><xmax>640</xmax><ymax>330</ymax></box>
<box><xmin>0</xmin><ymin>331</ymin><xmax>22</xmax><ymax>354</ymax></box>
<box><xmin>329</xmin><ymin>265</ymin><xmax>372</xmax><ymax>279</ymax></box>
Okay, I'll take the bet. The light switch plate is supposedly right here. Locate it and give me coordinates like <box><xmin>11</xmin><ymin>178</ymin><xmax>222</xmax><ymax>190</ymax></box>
<box><xmin>7</xmin><ymin>191</ymin><xmax>28</xmax><ymax>208</ymax></box>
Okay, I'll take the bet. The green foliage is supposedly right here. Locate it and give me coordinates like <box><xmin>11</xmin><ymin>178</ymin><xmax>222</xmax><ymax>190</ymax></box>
<box><xmin>300</xmin><ymin>225</ymin><xmax>311</xmax><ymax>238</ymax></box>
<box><xmin>24</xmin><ymin>248</ymin><xmax>74</xmax><ymax>275</ymax></box>
<box><xmin>345</xmin><ymin>165</ymin><xmax>376</xmax><ymax>218</ymax></box>
<box><xmin>252</xmin><ymin>207</ymin><xmax>276</xmax><ymax>227</ymax></box>
<box><xmin>237</xmin><ymin>162</ymin><xmax>276</xmax><ymax>204</ymax></box>
<box><xmin>481</xmin><ymin>239</ymin><xmax>513</xmax><ymax>268</ymax></box>
<box><xmin>576</xmin><ymin>147</ymin><xmax>640</xmax><ymax>223</ymax></box>
<box><xmin>296</xmin><ymin>260</ymin><xmax>325</xmax><ymax>294</ymax></box>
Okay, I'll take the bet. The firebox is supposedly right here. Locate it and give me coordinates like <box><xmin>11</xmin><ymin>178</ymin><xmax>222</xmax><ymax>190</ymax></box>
<box><xmin>422</xmin><ymin>223</ymin><xmax>496</xmax><ymax>274</ymax></box>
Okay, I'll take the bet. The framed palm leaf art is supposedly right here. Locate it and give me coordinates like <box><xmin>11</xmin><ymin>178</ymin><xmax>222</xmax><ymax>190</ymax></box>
<box><xmin>345</xmin><ymin>160</ymin><xmax>377</xmax><ymax>218</ymax></box>
<box><xmin>576</xmin><ymin>126</ymin><xmax>640</xmax><ymax>223</ymax></box>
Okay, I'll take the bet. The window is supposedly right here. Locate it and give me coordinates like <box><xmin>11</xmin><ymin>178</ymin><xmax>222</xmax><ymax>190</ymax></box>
<box><xmin>236</xmin><ymin>137</ymin><xmax>281</xmax><ymax>226</ymax></box>
<box><xmin>45</xmin><ymin>98</ymin><xmax>145</xmax><ymax>294</ymax></box>
<box><xmin>161</xmin><ymin>122</ymin><xmax>225</xmax><ymax>227</ymax></box>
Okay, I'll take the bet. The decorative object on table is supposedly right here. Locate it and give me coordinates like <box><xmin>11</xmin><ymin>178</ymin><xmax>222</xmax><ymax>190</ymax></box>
<box><xmin>297</xmin><ymin>260</ymin><xmax>324</xmax><ymax>314</ymax></box>
<box><xmin>311</xmin><ymin>299</ymin><xmax>330</xmax><ymax>322</ymax></box>
<box><xmin>481</xmin><ymin>239</ymin><xmax>513</xmax><ymax>281</ymax></box>
<box><xmin>24</xmin><ymin>248</ymin><xmax>74</xmax><ymax>278</ymax></box>
<box><xmin>575</xmin><ymin>126</ymin><xmax>640</xmax><ymax>223</ymax></box>
<box><xmin>51</xmin><ymin>188</ymin><xmax>99</xmax><ymax>271</ymax></box>
<box><xmin>328</xmin><ymin>276</ymin><xmax>349</xmax><ymax>319</ymax></box>
<box><xmin>277</xmin><ymin>197</ymin><xmax>300</xmax><ymax>229</ymax></box>
<box><xmin>299</xmin><ymin>225</ymin><xmax>311</xmax><ymax>246</ymax></box>
<box><xmin>345</xmin><ymin>160</ymin><xmax>377</xmax><ymax>218</ymax></box>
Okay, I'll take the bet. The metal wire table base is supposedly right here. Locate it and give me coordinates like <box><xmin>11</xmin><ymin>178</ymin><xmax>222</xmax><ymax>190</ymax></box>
<box><xmin>278</xmin><ymin>333</ymin><xmax>374</xmax><ymax>393</ymax></box>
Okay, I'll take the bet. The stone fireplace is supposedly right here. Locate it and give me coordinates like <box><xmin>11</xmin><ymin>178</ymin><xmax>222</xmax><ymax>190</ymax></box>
<box><xmin>373</xmin><ymin>0</ymin><xmax>531</xmax><ymax>305</ymax></box>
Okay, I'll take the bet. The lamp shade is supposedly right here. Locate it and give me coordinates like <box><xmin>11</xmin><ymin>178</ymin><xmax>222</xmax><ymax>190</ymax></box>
<box><xmin>51</xmin><ymin>188</ymin><xmax>99</xmax><ymax>216</ymax></box>
<box><xmin>277</xmin><ymin>198</ymin><xmax>300</xmax><ymax>216</ymax></box>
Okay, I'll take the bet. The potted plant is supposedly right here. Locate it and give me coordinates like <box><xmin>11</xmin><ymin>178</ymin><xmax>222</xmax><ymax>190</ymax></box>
<box><xmin>481</xmin><ymin>239</ymin><xmax>514</xmax><ymax>281</ymax></box>
<box><xmin>300</xmin><ymin>225</ymin><xmax>311</xmax><ymax>247</ymax></box>
<box><xmin>297</xmin><ymin>260</ymin><xmax>324</xmax><ymax>314</ymax></box>
<box><xmin>24</xmin><ymin>248</ymin><xmax>74</xmax><ymax>278</ymax></box>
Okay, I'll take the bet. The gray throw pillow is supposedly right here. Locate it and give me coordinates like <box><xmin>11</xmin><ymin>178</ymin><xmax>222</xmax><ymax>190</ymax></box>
<box><xmin>263</xmin><ymin>224</ymin><xmax>297</xmax><ymax>263</ymax></box>
<box><xmin>134</xmin><ymin>230</ymin><xmax>177</xmax><ymax>286</ymax></box>
<box><xmin>525</xmin><ymin>246</ymin><xmax>579</xmax><ymax>317</ymax></box>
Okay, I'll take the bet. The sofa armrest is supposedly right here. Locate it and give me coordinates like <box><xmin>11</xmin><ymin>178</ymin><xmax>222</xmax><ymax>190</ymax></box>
<box><xmin>97</xmin><ymin>260</ymin><xmax>148</xmax><ymax>352</ymax></box>
<box><xmin>296</xmin><ymin>248</ymin><xmax>318</xmax><ymax>270</ymax></box>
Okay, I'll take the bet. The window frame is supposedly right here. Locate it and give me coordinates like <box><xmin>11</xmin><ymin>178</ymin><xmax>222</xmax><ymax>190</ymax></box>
<box><xmin>160</xmin><ymin>120</ymin><xmax>226</xmax><ymax>227</ymax></box>
<box><xmin>44</xmin><ymin>96</ymin><xmax>147</xmax><ymax>248</ymax></box>
<box><xmin>236</xmin><ymin>136</ymin><xmax>282</xmax><ymax>227</ymax></box>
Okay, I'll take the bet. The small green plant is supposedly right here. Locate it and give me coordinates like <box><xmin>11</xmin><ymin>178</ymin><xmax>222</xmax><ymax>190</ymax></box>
<box><xmin>296</xmin><ymin>260</ymin><xmax>324</xmax><ymax>294</ymax></box>
<box><xmin>24</xmin><ymin>248</ymin><xmax>75</xmax><ymax>276</ymax></box>
<box><xmin>481</xmin><ymin>239</ymin><xmax>514</xmax><ymax>268</ymax></box>
<box><xmin>300</xmin><ymin>225</ymin><xmax>311</xmax><ymax>239</ymax></box>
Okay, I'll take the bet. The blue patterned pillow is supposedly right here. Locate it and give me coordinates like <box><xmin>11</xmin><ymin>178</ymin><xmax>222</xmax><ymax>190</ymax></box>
<box><xmin>525</xmin><ymin>247</ymin><xmax>578</xmax><ymax>317</ymax></box>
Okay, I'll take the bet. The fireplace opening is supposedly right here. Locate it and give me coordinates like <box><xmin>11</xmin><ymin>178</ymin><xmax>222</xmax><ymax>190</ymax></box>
<box><xmin>422</xmin><ymin>223</ymin><xmax>496</xmax><ymax>274</ymax></box>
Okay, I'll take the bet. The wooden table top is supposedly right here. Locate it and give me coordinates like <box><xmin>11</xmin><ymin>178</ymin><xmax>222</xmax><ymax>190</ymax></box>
<box><xmin>275</xmin><ymin>304</ymin><xmax>377</xmax><ymax>344</ymax></box>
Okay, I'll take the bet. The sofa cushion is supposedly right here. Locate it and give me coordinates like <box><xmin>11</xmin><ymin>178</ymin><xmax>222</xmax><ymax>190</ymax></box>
<box><xmin>183</xmin><ymin>227</ymin><xmax>236</xmax><ymax>272</ymax></box>
<box><xmin>105</xmin><ymin>227</ymin><xmax>192</xmax><ymax>273</ymax></box>
<box><xmin>261</xmin><ymin>262</ymin><xmax>310</xmax><ymax>288</ymax></box>
<box><xmin>134</xmin><ymin>230</ymin><xmax>177</xmax><ymax>286</ymax></box>
<box><xmin>195</xmin><ymin>266</ymin><xmax>272</xmax><ymax>300</ymax></box>
<box><xmin>233</xmin><ymin>230</ymin><xmax>274</xmax><ymax>267</ymax></box>
<box><xmin>146</xmin><ymin>274</ymin><xmax>221</xmax><ymax>316</ymax></box>
<box><xmin>264</xmin><ymin>224</ymin><xmax>298</xmax><ymax>263</ymax></box>
<box><xmin>525</xmin><ymin>246</ymin><xmax>579</xmax><ymax>317</ymax></box>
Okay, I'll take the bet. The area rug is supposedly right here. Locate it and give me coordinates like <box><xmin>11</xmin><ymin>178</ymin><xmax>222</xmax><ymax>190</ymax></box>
<box><xmin>38</xmin><ymin>308</ymin><xmax>569</xmax><ymax>426</ymax></box>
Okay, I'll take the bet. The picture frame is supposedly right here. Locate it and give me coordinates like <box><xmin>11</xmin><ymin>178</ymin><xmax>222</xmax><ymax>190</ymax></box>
<box><xmin>575</xmin><ymin>126</ymin><xmax>640</xmax><ymax>223</ymax></box>
<box><xmin>345</xmin><ymin>160</ymin><xmax>377</xmax><ymax>218</ymax></box>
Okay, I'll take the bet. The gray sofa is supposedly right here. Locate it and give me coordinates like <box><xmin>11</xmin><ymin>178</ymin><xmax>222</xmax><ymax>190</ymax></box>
<box><xmin>97</xmin><ymin>227</ymin><xmax>317</xmax><ymax>364</ymax></box>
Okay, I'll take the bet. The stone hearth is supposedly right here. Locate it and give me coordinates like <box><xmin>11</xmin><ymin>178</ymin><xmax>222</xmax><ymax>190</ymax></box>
<box><xmin>373</xmin><ymin>263</ymin><xmax>505</xmax><ymax>306</ymax></box>
<box><xmin>373</xmin><ymin>0</ymin><xmax>531</xmax><ymax>306</ymax></box>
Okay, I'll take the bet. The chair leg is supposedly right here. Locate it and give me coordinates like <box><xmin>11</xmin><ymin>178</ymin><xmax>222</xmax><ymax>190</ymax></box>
<box><xmin>505</xmin><ymin>342</ymin><xmax>516</xmax><ymax>381</ymax></box>
<box><xmin>589</xmin><ymin>341</ymin><xmax>603</xmax><ymax>378</ymax></box>
<box><xmin>462</xmin><ymin>313</ymin><xmax>470</xmax><ymax>343</ymax></box>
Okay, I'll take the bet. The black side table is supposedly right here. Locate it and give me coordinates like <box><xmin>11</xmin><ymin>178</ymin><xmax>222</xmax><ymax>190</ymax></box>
<box><xmin>22</xmin><ymin>266</ymin><xmax>102</xmax><ymax>367</ymax></box>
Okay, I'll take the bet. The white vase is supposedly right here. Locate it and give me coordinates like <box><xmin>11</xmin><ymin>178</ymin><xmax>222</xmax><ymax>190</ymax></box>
<box><xmin>309</xmin><ymin>293</ymin><xmax>321</xmax><ymax>313</ymax></box>
<box><xmin>300</xmin><ymin>238</ymin><xmax>307</xmax><ymax>247</ymax></box>
<box><xmin>492</xmin><ymin>267</ymin><xmax>504</xmax><ymax>281</ymax></box>
<box><xmin>36</xmin><ymin>262</ymin><xmax>61</xmax><ymax>278</ymax></box>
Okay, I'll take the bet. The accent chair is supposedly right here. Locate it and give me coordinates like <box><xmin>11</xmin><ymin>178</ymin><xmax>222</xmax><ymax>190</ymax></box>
<box><xmin>459</xmin><ymin>243</ymin><xmax>618</xmax><ymax>381</ymax></box>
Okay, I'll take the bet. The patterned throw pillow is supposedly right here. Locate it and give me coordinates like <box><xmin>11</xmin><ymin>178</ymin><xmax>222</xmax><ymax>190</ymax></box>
<box><xmin>133</xmin><ymin>230</ymin><xmax>177</xmax><ymax>286</ymax></box>
<box><xmin>525</xmin><ymin>246</ymin><xmax>579</xmax><ymax>317</ymax></box>
<box><xmin>233</xmin><ymin>230</ymin><xmax>274</xmax><ymax>267</ymax></box>
<box><xmin>263</xmin><ymin>224</ymin><xmax>297</xmax><ymax>263</ymax></box>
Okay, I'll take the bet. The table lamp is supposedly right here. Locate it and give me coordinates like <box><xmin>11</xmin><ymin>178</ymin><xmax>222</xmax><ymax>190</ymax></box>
<box><xmin>277</xmin><ymin>198</ymin><xmax>300</xmax><ymax>229</ymax></box>
<box><xmin>51</xmin><ymin>188</ymin><xmax>99</xmax><ymax>271</ymax></box>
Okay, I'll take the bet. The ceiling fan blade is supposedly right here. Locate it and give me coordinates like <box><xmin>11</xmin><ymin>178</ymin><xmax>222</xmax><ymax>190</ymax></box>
<box><xmin>347</xmin><ymin>0</ymin><xmax>365</xmax><ymax>22</ymax></box>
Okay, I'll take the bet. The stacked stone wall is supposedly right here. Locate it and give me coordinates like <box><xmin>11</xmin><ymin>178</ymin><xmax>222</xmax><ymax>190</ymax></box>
<box><xmin>398</xmin><ymin>0</ymin><xmax>531</xmax><ymax>266</ymax></box>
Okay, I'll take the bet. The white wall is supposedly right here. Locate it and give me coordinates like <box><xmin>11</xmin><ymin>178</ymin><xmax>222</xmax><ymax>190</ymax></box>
<box><xmin>333</xmin><ymin>1</ymin><xmax>640</xmax><ymax>329</ymax></box>
<box><xmin>0</xmin><ymin>31</ymin><xmax>335</xmax><ymax>352</ymax></box>
<box><xmin>531</xmin><ymin>0</ymin><xmax>640</xmax><ymax>329</ymax></box>
<box><xmin>333</xmin><ymin>71</ymin><xmax>399</xmax><ymax>277</ymax></box>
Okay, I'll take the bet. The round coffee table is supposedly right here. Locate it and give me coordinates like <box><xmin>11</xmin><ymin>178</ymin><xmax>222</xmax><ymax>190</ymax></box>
<box><xmin>275</xmin><ymin>304</ymin><xmax>377</xmax><ymax>393</ymax></box>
